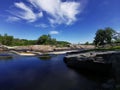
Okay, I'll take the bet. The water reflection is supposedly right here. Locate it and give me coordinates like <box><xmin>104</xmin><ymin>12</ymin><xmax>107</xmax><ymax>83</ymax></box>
<box><xmin>38</xmin><ymin>54</ymin><xmax>57</xmax><ymax>60</ymax></box>
<box><xmin>37</xmin><ymin>54</ymin><xmax>52</xmax><ymax>60</ymax></box>
<box><xmin>0</xmin><ymin>54</ymin><xmax>115</xmax><ymax>90</ymax></box>
<box><xmin>68</xmin><ymin>66</ymin><xmax>112</xmax><ymax>81</ymax></box>
<box><xmin>0</xmin><ymin>53</ymin><xmax>13</xmax><ymax>61</ymax></box>
<box><xmin>64</xmin><ymin>62</ymin><xmax>116</xmax><ymax>90</ymax></box>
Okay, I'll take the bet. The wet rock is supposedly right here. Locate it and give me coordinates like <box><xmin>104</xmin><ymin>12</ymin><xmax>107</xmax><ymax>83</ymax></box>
<box><xmin>102</xmin><ymin>79</ymin><xmax>115</xmax><ymax>90</ymax></box>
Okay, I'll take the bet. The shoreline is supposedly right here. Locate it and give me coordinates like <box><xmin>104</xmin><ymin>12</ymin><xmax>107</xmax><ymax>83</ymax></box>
<box><xmin>2</xmin><ymin>49</ymin><xmax>83</xmax><ymax>56</ymax></box>
<box><xmin>0</xmin><ymin>44</ymin><xmax>95</xmax><ymax>56</ymax></box>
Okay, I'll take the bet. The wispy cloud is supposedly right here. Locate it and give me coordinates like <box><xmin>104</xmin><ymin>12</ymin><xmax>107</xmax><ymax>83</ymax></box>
<box><xmin>6</xmin><ymin>16</ymin><xmax>20</xmax><ymax>22</ymax></box>
<box><xmin>14</xmin><ymin>2</ymin><xmax>43</xmax><ymax>22</ymax></box>
<box><xmin>29</xmin><ymin>0</ymin><xmax>80</xmax><ymax>25</ymax></box>
<box><xmin>49</xmin><ymin>30</ymin><xmax>59</xmax><ymax>35</ymax></box>
<box><xmin>7</xmin><ymin>0</ymin><xmax>86</xmax><ymax>26</ymax></box>
<box><xmin>8</xmin><ymin>2</ymin><xmax>43</xmax><ymax>22</ymax></box>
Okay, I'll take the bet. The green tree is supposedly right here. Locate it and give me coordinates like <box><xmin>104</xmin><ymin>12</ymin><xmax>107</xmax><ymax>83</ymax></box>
<box><xmin>49</xmin><ymin>38</ymin><xmax>57</xmax><ymax>45</ymax></box>
<box><xmin>36</xmin><ymin>34</ymin><xmax>70</xmax><ymax>46</ymax></box>
<box><xmin>94</xmin><ymin>29</ymin><xmax>106</xmax><ymax>46</ymax></box>
<box><xmin>56</xmin><ymin>41</ymin><xmax>70</xmax><ymax>47</ymax></box>
<box><xmin>85</xmin><ymin>41</ymin><xmax>89</xmax><ymax>45</ymax></box>
<box><xmin>1</xmin><ymin>34</ymin><xmax>13</xmax><ymax>46</ymax></box>
<box><xmin>94</xmin><ymin>27</ymin><xmax>115</xmax><ymax>46</ymax></box>
<box><xmin>37</xmin><ymin>34</ymin><xmax>51</xmax><ymax>45</ymax></box>
<box><xmin>105</xmin><ymin>27</ymin><xmax>115</xmax><ymax>44</ymax></box>
<box><xmin>0</xmin><ymin>33</ymin><xmax>70</xmax><ymax>46</ymax></box>
<box><xmin>0</xmin><ymin>34</ymin><xmax>2</xmax><ymax>44</ymax></box>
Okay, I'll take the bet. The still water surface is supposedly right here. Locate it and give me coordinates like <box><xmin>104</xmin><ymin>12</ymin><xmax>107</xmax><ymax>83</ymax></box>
<box><xmin>0</xmin><ymin>54</ymin><xmax>112</xmax><ymax>90</ymax></box>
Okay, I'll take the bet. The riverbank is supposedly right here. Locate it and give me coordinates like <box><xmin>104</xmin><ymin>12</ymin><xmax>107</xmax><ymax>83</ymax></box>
<box><xmin>0</xmin><ymin>45</ymin><xmax>95</xmax><ymax>51</ymax></box>
<box><xmin>0</xmin><ymin>44</ymin><xmax>95</xmax><ymax>56</ymax></box>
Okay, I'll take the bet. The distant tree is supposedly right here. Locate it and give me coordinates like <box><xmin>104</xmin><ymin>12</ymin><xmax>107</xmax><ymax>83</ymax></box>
<box><xmin>94</xmin><ymin>27</ymin><xmax>115</xmax><ymax>46</ymax></box>
<box><xmin>0</xmin><ymin>34</ymin><xmax>2</xmax><ymax>44</ymax></box>
<box><xmin>85</xmin><ymin>42</ymin><xmax>89</xmax><ymax>45</ymax></box>
<box><xmin>105</xmin><ymin>27</ymin><xmax>115</xmax><ymax>44</ymax></box>
<box><xmin>12</xmin><ymin>38</ymin><xmax>37</xmax><ymax>46</ymax></box>
<box><xmin>37</xmin><ymin>34</ymin><xmax>70</xmax><ymax>46</ymax></box>
<box><xmin>94</xmin><ymin>29</ymin><xmax>105</xmax><ymax>46</ymax></box>
<box><xmin>0</xmin><ymin>33</ymin><xmax>70</xmax><ymax>46</ymax></box>
<box><xmin>27</xmin><ymin>40</ymin><xmax>37</xmax><ymax>45</ymax></box>
<box><xmin>56</xmin><ymin>41</ymin><xmax>70</xmax><ymax>47</ymax></box>
<box><xmin>1</xmin><ymin>34</ymin><xmax>13</xmax><ymax>46</ymax></box>
<box><xmin>50</xmin><ymin>38</ymin><xmax>57</xmax><ymax>45</ymax></box>
<box><xmin>37</xmin><ymin>34</ymin><xmax>51</xmax><ymax>45</ymax></box>
<box><xmin>12</xmin><ymin>38</ymin><xmax>21</xmax><ymax>46</ymax></box>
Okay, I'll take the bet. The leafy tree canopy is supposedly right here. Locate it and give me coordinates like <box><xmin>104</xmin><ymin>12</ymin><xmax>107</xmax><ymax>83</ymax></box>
<box><xmin>36</xmin><ymin>34</ymin><xmax>70</xmax><ymax>46</ymax></box>
<box><xmin>94</xmin><ymin>27</ymin><xmax>115</xmax><ymax>46</ymax></box>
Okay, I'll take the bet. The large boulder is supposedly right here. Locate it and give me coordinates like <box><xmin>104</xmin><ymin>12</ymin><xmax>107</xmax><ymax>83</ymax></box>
<box><xmin>64</xmin><ymin>51</ymin><xmax>120</xmax><ymax>89</ymax></box>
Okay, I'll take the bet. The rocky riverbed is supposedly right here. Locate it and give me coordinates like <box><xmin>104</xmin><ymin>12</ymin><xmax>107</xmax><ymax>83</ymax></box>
<box><xmin>0</xmin><ymin>45</ymin><xmax>95</xmax><ymax>52</ymax></box>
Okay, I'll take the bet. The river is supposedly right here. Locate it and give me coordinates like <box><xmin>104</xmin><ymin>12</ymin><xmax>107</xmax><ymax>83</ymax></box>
<box><xmin>0</xmin><ymin>54</ymin><xmax>114</xmax><ymax>90</ymax></box>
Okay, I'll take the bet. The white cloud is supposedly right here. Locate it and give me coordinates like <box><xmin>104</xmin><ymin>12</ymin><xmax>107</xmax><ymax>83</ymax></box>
<box><xmin>60</xmin><ymin>2</ymin><xmax>80</xmax><ymax>25</ymax></box>
<box><xmin>35</xmin><ymin>23</ymin><xmax>48</xmax><ymax>28</ymax></box>
<box><xmin>6</xmin><ymin>16</ymin><xmax>20</xmax><ymax>22</ymax></box>
<box><xmin>49</xmin><ymin>30</ymin><xmax>59</xmax><ymax>35</ymax></box>
<box><xmin>29</xmin><ymin>0</ymin><xmax>81</xmax><ymax>25</ymax></box>
<box><xmin>8</xmin><ymin>0</ymin><xmax>85</xmax><ymax>26</ymax></box>
<box><xmin>10</xmin><ymin>2</ymin><xmax>43</xmax><ymax>22</ymax></box>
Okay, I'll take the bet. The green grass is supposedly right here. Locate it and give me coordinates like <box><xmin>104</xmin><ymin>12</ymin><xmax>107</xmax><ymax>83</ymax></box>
<box><xmin>94</xmin><ymin>45</ymin><xmax>120</xmax><ymax>51</ymax></box>
<box><xmin>110</xmin><ymin>46</ymin><xmax>120</xmax><ymax>50</ymax></box>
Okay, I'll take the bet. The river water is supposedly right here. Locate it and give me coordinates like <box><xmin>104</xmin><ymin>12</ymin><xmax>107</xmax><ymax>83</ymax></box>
<box><xmin>0</xmin><ymin>54</ymin><xmax>114</xmax><ymax>90</ymax></box>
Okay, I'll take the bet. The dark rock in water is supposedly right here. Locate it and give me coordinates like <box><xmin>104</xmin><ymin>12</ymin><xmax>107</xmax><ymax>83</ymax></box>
<box><xmin>64</xmin><ymin>56</ymin><xmax>112</xmax><ymax>76</ymax></box>
<box><xmin>64</xmin><ymin>51</ymin><xmax>120</xmax><ymax>89</ymax></box>
<box><xmin>101</xmin><ymin>79</ymin><xmax>116</xmax><ymax>90</ymax></box>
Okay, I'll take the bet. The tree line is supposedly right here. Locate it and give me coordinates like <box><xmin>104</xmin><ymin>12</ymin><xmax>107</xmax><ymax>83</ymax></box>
<box><xmin>1</xmin><ymin>27</ymin><xmax>119</xmax><ymax>47</ymax></box>
<box><xmin>0</xmin><ymin>34</ymin><xmax>70</xmax><ymax>47</ymax></box>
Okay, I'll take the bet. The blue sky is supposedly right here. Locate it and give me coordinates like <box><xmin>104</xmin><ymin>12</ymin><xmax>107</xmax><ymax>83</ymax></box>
<box><xmin>0</xmin><ymin>0</ymin><xmax>120</xmax><ymax>43</ymax></box>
